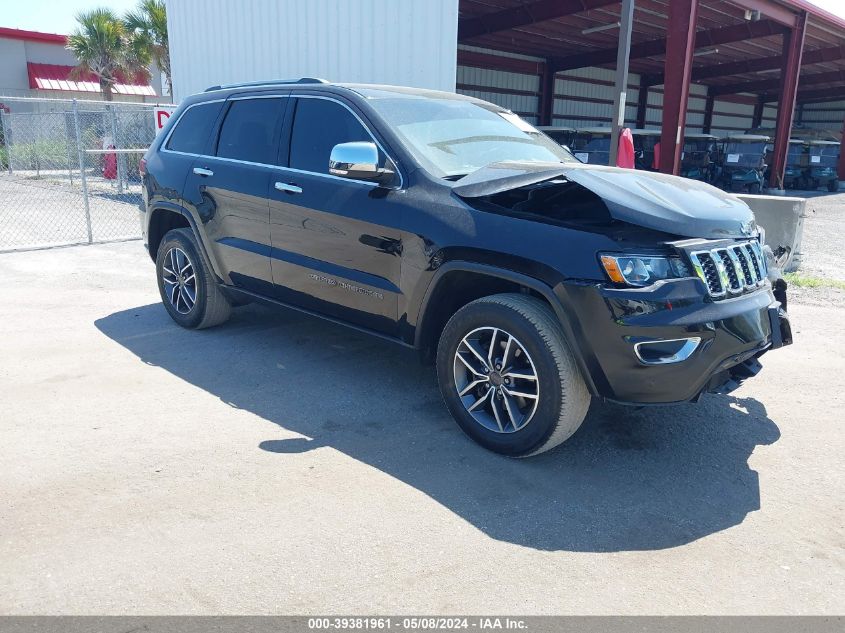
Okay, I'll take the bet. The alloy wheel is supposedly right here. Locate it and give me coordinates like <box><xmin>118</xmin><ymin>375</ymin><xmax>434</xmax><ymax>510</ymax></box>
<box><xmin>161</xmin><ymin>247</ymin><xmax>197</xmax><ymax>315</ymax></box>
<box><xmin>453</xmin><ymin>326</ymin><xmax>540</xmax><ymax>433</ymax></box>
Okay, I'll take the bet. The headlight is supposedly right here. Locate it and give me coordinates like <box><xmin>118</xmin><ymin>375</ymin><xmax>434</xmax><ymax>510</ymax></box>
<box><xmin>600</xmin><ymin>254</ymin><xmax>690</xmax><ymax>287</ymax></box>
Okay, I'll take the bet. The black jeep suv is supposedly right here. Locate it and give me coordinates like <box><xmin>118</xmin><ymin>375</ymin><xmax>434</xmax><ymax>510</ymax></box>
<box><xmin>140</xmin><ymin>78</ymin><xmax>792</xmax><ymax>457</ymax></box>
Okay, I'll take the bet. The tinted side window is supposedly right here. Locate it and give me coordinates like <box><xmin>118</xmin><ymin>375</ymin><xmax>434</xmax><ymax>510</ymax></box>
<box><xmin>166</xmin><ymin>102</ymin><xmax>222</xmax><ymax>154</ymax></box>
<box><xmin>289</xmin><ymin>98</ymin><xmax>372</xmax><ymax>173</ymax></box>
<box><xmin>216</xmin><ymin>98</ymin><xmax>283</xmax><ymax>164</ymax></box>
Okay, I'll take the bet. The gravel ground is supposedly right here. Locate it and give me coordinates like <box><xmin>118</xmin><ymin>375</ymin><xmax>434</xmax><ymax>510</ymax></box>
<box><xmin>0</xmin><ymin>242</ymin><xmax>843</xmax><ymax>615</ymax></box>
<box><xmin>795</xmin><ymin>189</ymin><xmax>845</xmax><ymax>281</ymax></box>
<box><xmin>0</xmin><ymin>175</ymin><xmax>141</xmax><ymax>251</ymax></box>
<box><xmin>782</xmin><ymin>190</ymin><xmax>845</xmax><ymax>307</ymax></box>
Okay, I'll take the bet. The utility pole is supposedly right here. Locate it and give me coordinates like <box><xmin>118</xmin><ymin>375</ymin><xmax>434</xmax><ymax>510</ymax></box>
<box><xmin>609</xmin><ymin>0</ymin><xmax>635</xmax><ymax>166</ymax></box>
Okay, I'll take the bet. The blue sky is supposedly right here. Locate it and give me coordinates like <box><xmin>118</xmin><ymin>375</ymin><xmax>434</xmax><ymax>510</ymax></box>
<box><xmin>4</xmin><ymin>0</ymin><xmax>141</xmax><ymax>34</ymax></box>
<box><xmin>2</xmin><ymin>0</ymin><xmax>844</xmax><ymax>35</ymax></box>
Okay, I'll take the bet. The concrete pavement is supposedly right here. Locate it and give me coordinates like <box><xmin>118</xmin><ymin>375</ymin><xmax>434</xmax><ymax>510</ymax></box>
<box><xmin>1</xmin><ymin>242</ymin><xmax>842</xmax><ymax>614</ymax></box>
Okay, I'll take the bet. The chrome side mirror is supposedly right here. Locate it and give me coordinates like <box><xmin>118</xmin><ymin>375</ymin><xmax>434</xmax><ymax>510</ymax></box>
<box><xmin>329</xmin><ymin>141</ymin><xmax>394</xmax><ymax>185</ymax></box>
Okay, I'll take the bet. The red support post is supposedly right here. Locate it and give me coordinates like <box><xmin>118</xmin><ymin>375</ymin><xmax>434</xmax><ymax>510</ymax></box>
<box><xmin>769</xmin><ymin>12</ymin><xmax>807</xmax><ymax>189</ymax></box>
<box><xmin>539</xmin><ymin>61</ymin><xmax>555</xmax><ymax>126</ymax></box>
<box><xmin>659</xmin><ymin>0</ymin><xmax>699</xmax><ymax>175</ymax></box>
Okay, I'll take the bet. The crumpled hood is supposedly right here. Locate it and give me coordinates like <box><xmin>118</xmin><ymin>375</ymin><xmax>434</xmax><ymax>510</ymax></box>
<box><xmin>452</xmin><ymin>161</ymin><xmax>756</xmax><ymax>239</ymax></box>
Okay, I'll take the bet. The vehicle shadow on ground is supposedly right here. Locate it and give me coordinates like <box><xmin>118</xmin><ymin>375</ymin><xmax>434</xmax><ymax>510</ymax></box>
<box><xmin>96</xmin><ymin>302</ymin><xmax>781</xmax><ymax>553</ymax></box>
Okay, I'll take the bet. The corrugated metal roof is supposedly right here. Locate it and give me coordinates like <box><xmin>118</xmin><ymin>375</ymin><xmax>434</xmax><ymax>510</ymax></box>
<box><xmin>27</xmin><ymin>63</ymin><xmax>156</xmax><ymax>96</ymax></box>
<box><xmin>457</xmin><ymin>0</ymin><xmax>845</xmax><ymax>101</ymax></box>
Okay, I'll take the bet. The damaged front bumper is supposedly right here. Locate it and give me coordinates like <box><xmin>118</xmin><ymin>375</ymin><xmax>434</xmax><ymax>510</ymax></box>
<box><xmin>707</xmin><ymin>302</ymin><xmax>792</xmax><ymax>397</ymax></box>
<box><xmin>558</xmin><ymin>277</ymin><xmax>792</xmax><ymax>405</ymax></box>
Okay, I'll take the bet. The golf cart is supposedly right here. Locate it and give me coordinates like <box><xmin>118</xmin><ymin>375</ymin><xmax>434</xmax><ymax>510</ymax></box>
<box><xmin>715</xmin><ymin>134</ymin><xmax>771</xmax><ymax>193</ymax></box>
<box><xmin>805</xmin><ymin>140</ymin><xmax>840</xmax><ymax>192</ymax></box>
<box><xmin>629</xmin><ymin>128</ymin><xmax>662</xmax><ymax>171</ymax></box>
<box><xmin>570</xmin><ymin>127</ymin><xmax>612</xmax><ymax>164</ymax></box>
<box><xmin>537</xmin><ymin>126</ymin><xmax>575</xmax><ymax>151</ymax></box>
<box><xmin>680</xmin><ymin>133</ymin><xmax>718</xmax><ymax>182</ymax></box>
<box><xmin>780</xmin><ymin>139</ymin><xmax>808</xmax><ymax>189</ymax></box>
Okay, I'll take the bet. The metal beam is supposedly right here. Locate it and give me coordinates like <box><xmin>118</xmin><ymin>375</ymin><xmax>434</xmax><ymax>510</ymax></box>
<box><xmin>752</xmin><ymin>97</ymin><xmax>765</xmax><ymax>127</ymax></box>
<box><xmin>760</xmin><ymin>87</ymin><xmax>845</xmax><ymax>102</ymax></box>
<box><xmin>456</xmin><ymin>49</ymin><xmax>544</xmax><ymax>76</ymax></box>
<box><xmin>659</xmin><ymin>0</ymin><xmax>699</xmax><ymax>175</ymax></box>
<box><xmin>702</xmin><ymin>91</ymin><xmax>715</xmax><ymax>134</ymax></box>
<box><xmin>635</xmin><ymin>77</ymin><xmax>649</xmax><ymax>128</ymax></box>
<box><xmin>769</xmin><ymin>12</ymin><xmax>807</xmax><ymax>189</ymax></box>
<box><xmin>551</xmin><ymin>18</ymin><xmax>786</xmax><ymax>72</ymax></box>
<box><xmin>728</xmin><ymin>0</ymin><xmax>799</xmax><ymax>28</ymax></box>
<box><xmin>647</xmin><ymin>43</ymin><xmax>845</xmax><ymax>85</ymax></box>
<box><xmin>771</xmin><ymin>86</ymin><xmax>845</xmax><ymax>103</ymax></box>
<box><xmin>609</xmin><ymin>0</ymin><xmax>635</xmax><ymax>166</ymax></box>
<box><xmin>458</xmin><ymin>0</ymin><xmax>618</xmax><ymax>41</ymax></box>
<box><xmin>539</xmin><ymin>61</ymin><xmax>556</xmax><ymax>126</ymax></box>
<box><xmin>711</xmin><ymin>68</ymin><xmax>845</xmax><ymax>96</ymax></box>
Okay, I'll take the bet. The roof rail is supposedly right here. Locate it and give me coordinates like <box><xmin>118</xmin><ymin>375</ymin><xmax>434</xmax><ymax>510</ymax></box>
<box><xmin>204</xmin><ymin>78</ymin><xmax>329</xmax><ymax>92</ymax></box>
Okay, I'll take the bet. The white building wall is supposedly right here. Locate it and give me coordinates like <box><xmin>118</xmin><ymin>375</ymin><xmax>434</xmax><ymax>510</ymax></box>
<box><xmin>166</xmin><ymin>0</ymin><xmax>459</xmax><ymax>101</ymax></box>
<box><xmin>710</xmin><ymin>97</ymin><xmax>755</xmax><ymax>136</ymax></box>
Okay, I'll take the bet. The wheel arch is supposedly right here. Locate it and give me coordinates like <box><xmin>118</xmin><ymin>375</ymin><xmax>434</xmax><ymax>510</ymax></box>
<box><xmin>413</xmin><ymin>262</ymin><xmax>598</xmax><ymax>395</ymax></box>
<box><xmin>146</xmin><ymin>204</ymin><xmax>224</xmax><ymax>281</ymax></box>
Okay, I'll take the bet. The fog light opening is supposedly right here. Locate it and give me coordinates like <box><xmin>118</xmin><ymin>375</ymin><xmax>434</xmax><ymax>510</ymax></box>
<box><xmin>634</xmin><ymin>337</ymin><xmax>701</xmax><ymax>365</ymax></box>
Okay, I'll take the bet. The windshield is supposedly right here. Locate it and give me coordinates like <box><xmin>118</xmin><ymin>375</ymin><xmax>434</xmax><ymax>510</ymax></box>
<box><xmin>809</xmin><ymin>145</ymin><xmax>839</xmax><ymax>167</ymax></box>
<box><xmin>570</xmin><ymin>135</ymin><xmax>611</xmax><ymax>164</ymax></box>
<box><xmin>725</xmin><ymin>142</ymin><xmax>767</xmax><ymax>154</ymax></box>
<box><xmin>684</xmin><ymin>140</ymin><xmax>710</xmax><ymax>152</ymax></box>
<box><xmin>786</xmin><ymin>145</ymin><xmax>805</xmax><ymax>166</ymax></box>
<box><xmin>367</xmin><ymin>97</ymin><xmax>576</xmax><ymax>178</ymax></box>
<box><xmin>582</xmin><ymin>137</ymin><xmax>611</xmax><ymax>151</ymax></box>
<box><xmin>723</xmin><ymin>141</ymin><xmax>768</xmax><ymax>168</ymax></box>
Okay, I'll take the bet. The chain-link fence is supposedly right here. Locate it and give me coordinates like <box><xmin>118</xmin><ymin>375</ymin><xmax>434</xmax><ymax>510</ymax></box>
<box><xmin>0</xmin><ymin>96</ymin><xmax>170</xmax><ymax>252</ymax></box>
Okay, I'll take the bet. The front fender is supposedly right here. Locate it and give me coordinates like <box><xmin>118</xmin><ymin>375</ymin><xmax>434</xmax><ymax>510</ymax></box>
<box><xmin>410</xmin><ymin>260</ymin><xmax>604</xmax><ymax>396</ymax></box>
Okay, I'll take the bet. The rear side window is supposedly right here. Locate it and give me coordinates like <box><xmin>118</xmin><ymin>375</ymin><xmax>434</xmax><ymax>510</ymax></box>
<box><xmin>216</xmin><ymin>98</ymin><xmax>283</xmax><ymax>164</ymax></box>
<box><xmin>289</xmin><ymin>98</ymin><xmax>372</xmax><ymax>174</ymax></box>
<box><xmin>166</xmin><ymin>102</ymin><xmax>222</xmax><ymax>154</ymax></box>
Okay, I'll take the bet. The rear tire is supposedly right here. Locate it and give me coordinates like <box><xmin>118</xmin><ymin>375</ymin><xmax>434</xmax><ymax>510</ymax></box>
<box><xmin>436</xmin><ymin>293</ymin><xmax>590</xmax><ymax>457</ymax></box>
<box><xmin>156</xmin><ymin>228</ymin><xmax>231</xmax><ymax>329</ymax></box>
<box><xmin>828</xmin><ymin>179</ymin><xmax>839</xmax><ymax>192</ymax></box>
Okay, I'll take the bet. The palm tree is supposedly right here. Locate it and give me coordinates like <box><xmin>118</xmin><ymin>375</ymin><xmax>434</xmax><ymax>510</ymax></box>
<box><xmin>67</xmin><ymin>8</ymin><xmax>150</xmax><ymax>102</ymax></box>
<box><xmin>124</xmin><ymin>0</ymin><xmax>171</xmax><ymax>96</ymax></box>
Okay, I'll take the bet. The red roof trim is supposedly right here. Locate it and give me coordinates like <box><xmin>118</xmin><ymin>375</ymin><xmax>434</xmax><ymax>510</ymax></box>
<box><xmin>0</xmin><ymin>26</ymin><xmax>67</xmax><ymax>44</ymax></box>
<box><xmin>27</xmin><ymin>63</ymin><xmax>156</xmax><ymax>97</ymax></box>
<box><xmin>786</xmin><ymin>0</ymin><xmax>845</xmax><ymax>32</ymax></box>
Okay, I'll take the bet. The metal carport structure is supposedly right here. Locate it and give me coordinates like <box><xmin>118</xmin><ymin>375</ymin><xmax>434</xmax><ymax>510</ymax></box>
<box><xmin>455</xmin><ymin>0</ymin><xmax>845</xmax><ymax>189</ymax></box>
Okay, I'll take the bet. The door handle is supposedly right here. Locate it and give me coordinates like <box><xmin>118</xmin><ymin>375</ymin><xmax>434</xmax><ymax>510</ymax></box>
<box><xmin>275</xmin><ymin>182</ymin><xmax>303</xmax><ymax>194</ymax></box>
<box><xmin>193</xmin><ymin>167</ymin><xmax>214</xmax><ymax>177</ymax></box>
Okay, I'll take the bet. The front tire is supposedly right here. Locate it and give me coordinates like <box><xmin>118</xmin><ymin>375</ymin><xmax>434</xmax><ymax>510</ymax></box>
<box><xmin>156</xmin><ymin>228</ymin><xmax>231</xmax><ymax>329</ymax></box>
<box><xmin>436</xmin><ymin>294</ymin><xmax>590</xmax><ymax>457</ymax></box>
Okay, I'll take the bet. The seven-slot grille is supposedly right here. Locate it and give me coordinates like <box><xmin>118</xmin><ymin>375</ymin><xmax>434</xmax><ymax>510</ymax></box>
<box><xmin>689</xmin><ymin>241</ymin><xmax>768</xmax><ymax>298</ymax></box>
